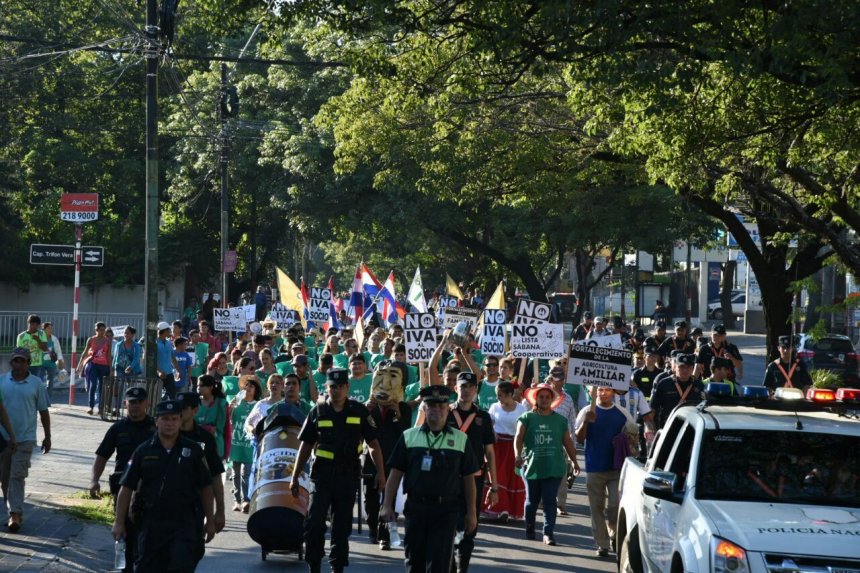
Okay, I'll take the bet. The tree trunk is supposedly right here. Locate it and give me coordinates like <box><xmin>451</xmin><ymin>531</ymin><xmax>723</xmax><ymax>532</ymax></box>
<box><xmin>720</xmin><ymin>261</ymin><xmax>737</xmax><ymax>329</ymax></box>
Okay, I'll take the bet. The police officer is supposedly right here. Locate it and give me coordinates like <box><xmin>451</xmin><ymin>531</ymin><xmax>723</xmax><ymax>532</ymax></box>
<box><xmin>631</xmin><ymin>345</ymin><xmax>660</xmax><ymax>398</ymax></box>
<box><xmin>90</xmin><ymin>386</ymin><xmax>155</xmax><ymax>571</ymax></box>
<box><xmin>290</xmin><ymin>368</ymin><xmax>386</xmax><ymax>573</ymax></box>
<box><xmin>763</xmin><ymin>335</ymin><xmax>813</xmax><ymax>395</ymax></box>
<box><xmin>571</xmin><ymin>311</ymin><xmax>593</xmax><ymax>342</ymax></box>
<box><xmin>112</xmin><ymin>400</ymin><xmax>216</xmax><ymax>572</ymax></box>
<box><xmin>644</xmin><ymin>321</ymin><xmax>668</xmax><ymax>368</ymax></box>
<box><xmin>447</xmin><ymin>371</ymin><xmax>496</xmax><ymax>573</ymax></box>
<box><xmin>177</xmin><ymin>391</ymin><xmax>226</xmax><ymax>534</ymax></box>
<box><xmin>695</xmin><ymin>324</ymin><xmax>743</xmax><ymax>380</ymax></box>
<box><xmin>650</xmin><ymin>354</ymin><xmax>706</xmax><ymax>430</ymax></box>
<box><xmin>381</xmin><ymin>385</ymin><xmax>479</xmax><ymax>573</ymax></box>
<box><xmin>656</xmin><ymin>320</ymin><xmax>696</xmax><ymax>360</ymax></box>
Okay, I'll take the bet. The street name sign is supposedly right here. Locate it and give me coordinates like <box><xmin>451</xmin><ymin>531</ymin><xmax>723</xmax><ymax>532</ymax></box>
<box><xmin>30</xmin><ymin>244</ymin><xmax>104</xmax><ymax>267</ymax></box>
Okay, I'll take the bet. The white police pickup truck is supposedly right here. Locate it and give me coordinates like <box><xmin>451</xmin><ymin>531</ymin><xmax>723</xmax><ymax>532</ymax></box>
<box><xmin>616</xmin><ymin>385</ymin><xmax>860</xmax><ymax>573</ymax></box>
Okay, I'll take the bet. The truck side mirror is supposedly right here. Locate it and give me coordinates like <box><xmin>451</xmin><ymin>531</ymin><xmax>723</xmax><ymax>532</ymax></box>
<box><xmin>643</xmin><ymin>471</ymin><xmax>682</xmax><ymax>503</ymax></box>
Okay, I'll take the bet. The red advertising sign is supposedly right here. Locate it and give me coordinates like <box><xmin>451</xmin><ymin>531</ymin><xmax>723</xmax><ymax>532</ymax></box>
<box><xmin>60</xmin><ymin>193</ymin><xmax>99</xmax><ymax>222</ymax></box>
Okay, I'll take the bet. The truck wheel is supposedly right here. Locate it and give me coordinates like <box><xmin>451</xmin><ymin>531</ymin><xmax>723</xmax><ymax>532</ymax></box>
<box><xmin>619</xmin><ymin>531</ymin><xmax>644</xmax><ymax>573</ymax></box>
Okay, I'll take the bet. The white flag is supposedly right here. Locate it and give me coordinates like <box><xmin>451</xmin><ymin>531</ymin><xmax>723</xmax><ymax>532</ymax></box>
<box><xmin>407</xmin><ymin>267</ymin><xmax>427</xmax><ymax>313</ymax></box>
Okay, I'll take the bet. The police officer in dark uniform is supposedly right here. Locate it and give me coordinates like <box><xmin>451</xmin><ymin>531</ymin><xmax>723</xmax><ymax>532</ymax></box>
<box><xmin>112</xmin><ymin>400</ymin><xmax>216</xmax><ymax>572</ymax></box>
<box><xmin>447</xmin><ymin>371</ymin><xmax>496</xmax><ymax>573</ymax></box>
<box><xmin>631</xmin><ymin>345</ymin><xmax>661</xmax><ymax>398</ymax></box>
<box><xmin>644</xmin><ymin>321</ymin><xmax>668</xmax><ymax>368</ymax></box>
<box><xmin>90</xmin><ymin>387</ymin><xmax>155</xmax><ymax>571</ymax></box>
<box><xmin>363</xmin><ymin>360</ymin><xmax>412</xmax><ymax>550</ymax></box>
<box><xmin>650</xmin><ymin>354</ymin><xmax>706</xmax><ymax>429</ymax></box>
<box><xmin>656</xmin><ymin>320</ymin><xmax>696</xmax><ymax>361</ymax></box>
<box><xmin>177</xmin><ymin>391</ymin><xmax>226</xmax><ymax>534</ymax></box>
<box><xmin>290</xmin><ymin>368</ymin><xmax>386</xmax><ymax>573</ymax></box>
<box><xmin>695</xmin><ymin>324</ymin><xmax>744</xmax><ymax>380</ymax></box>
<box><xmin>763</xmin><ymin>335</ymin><xmax>813</xmax><ymax>395</ymax></box>
<box><xmin>381</xmin><ymin>385</ymin><xmax>479</xmax><ymax>573</ymax></box>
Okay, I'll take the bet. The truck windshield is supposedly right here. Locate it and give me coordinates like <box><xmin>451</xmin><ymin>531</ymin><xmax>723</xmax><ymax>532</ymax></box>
<box><xmin>697</xmin><ymin>429</ymin><xmax>860</xmax><ymax>507</ymax></box>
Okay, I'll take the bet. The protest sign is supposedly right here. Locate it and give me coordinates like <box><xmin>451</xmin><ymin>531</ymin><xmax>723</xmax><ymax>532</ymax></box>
<box><xmin>307</xmin><ymin>287</ymin><xmax>332</xmax><ymax>324</ymax></box>
<box><xmin>572</xmin><ymin>333</ymin><xmax>624</xmax><ymax>349</ymax></box>
<box><xmin>403</xmin><ymin>313</ymin><xmax>437</xmax><ymax>362</ymax></box>
<box><xmin>514</xmin><ymin>298</ymin><xmax>553</xmax><ymax>324</ymax></box>
<box><xmin>509</xmin><ymin>323</ymin><xmax>565</xmax><ymax>359</ymax></box>
<box><xmin>439</xmin><ymin>295</ymin><xmax>459</xmax><ymax>308</ymax></box>
<box><xmin>269</xmin><ymin>303</ymin><xmax>296</xmax><ymax>328</ymax></box>
<box><xmin>241</xmin><ymin>304</ymin><xmax>256</xmax><ymax>323</ymax></box>
<box><xmin>441</xmin><ymin>307</ymin><xmax>481</xmax><ymax>332</ymax></box>
<box><xmin>567</xmin><ymin>345</ymin><xmax>632</xmax><ymax>390</ymax></box>
<box><xmin>214</xmin><ymin>307</ymin><xmax>246</xmax><ymax>331</ymax></box>
<box><xmin>480</xmin><ymin>309</ymin><xmax>507</xmax><ymax>356</ymax></box>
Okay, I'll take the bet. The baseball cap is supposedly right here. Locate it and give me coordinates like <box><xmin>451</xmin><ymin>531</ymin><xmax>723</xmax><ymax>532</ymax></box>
<box><xmin>326</xmin><ymin>368</ymin><xmax>349</xmax><ymax>385</ymax></box>
<box><xmin>594</xmin><ymin>316</ymin><xmax>606</xmax><ymax>323</ymax></box>
<box><xmin>292</xmin><ymin>354</ymin><xmax>309</xmax><ymax>366</ymax></box>
<box><xmin>456</xmin><ymin>372</ymin><xmax>478</xmax><ymax>386</ymax></box>
<box><xmin>157</xmin><ymin>321</ymin><xmax>171</xmax><ymax>332</ymax></box>
<box><xmin>10</xmin><ymin>347</ymin><xmax>31</xmax><ymax>362</ymax></box>
<box><xmin>125</xmin><ymin>387</ymin><xmax>148</xmax><ymax>401</ymax></box>
<box><xmin>582</xmin><ymin>311</ymin><xmax>593</xmax><ymax>319</ymax></box>
<box><xmin>674</xmin><ymin>320</ymin><xmax>687</xmax><ymax>329</ymax></box>
<box><xmin>420</xmin><ymin>385</ymin><xmax>451</xmax><ymax>403</ymax></box>
<box><xmin>154</xmin><ymin>400</ymin><xmax>183</xmax><ymax>416</ymax></box>
<box><xmin>711</xmin><ymin>324</ymin><xmax>727</xmax><ymax>335</ymax></box>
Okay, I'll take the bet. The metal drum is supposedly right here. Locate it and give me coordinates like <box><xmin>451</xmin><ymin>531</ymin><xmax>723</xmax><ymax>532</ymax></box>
<box><xmin>246</xmin><ymin>403</ymin><xmax>309</xmax><ymax>554</ymax></box>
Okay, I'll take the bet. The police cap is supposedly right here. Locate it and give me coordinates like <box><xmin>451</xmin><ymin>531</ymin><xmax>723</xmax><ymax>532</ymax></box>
<box><xmin>711</xmin><ymin>357</ymin><xmax>733</xmax><ymax>370</ymax></box>
<box><xmin>176</xmin><ymin>391</ymin><xmax>201</xmax><ymax>409</ymax></box>
<box><xmin>674</xmin><ymin>320</ymin><xmax>688</xmax><ymax>329</ymax></box>
<box><xmin>155</xmin><ymin>399</ymin><xmax>183</xmax><ymax>416</ymax></box>
<box><xmin>676</xmin><ymin>353</ymin><xmax>696</xmax><ymax>366</ymax></box>
<box><xmin>326</xmin><ymin>368</ymin><xmax>349</xmax><ymax>385</ymax></box>
<box><xmin>419</xmin><ymin>385</ymin><xmax>451</xmax><ymax>403</ymax></box>
<box><xmin>644</xmin><ymin>344</ymin><xmax>659</xmax><ymax>355</ymax></box>
<box><xmin>456</xmin><ymin>371</ymin><xmax>478</xmax><ymax>386</ymax></box>
<box><xmin>712</xmin><ymin>324</ymin><xmax>727</xmax><ymax>335</ymax></box>
<box><xmin>125</xmin><ymin>386</ymin><xmax>148</xmax><ymax>401</ymax></box>
<box><xmin>778</xmin><ymin>335</ymin><xmax>793</xmax><ymax>348</ymax></box>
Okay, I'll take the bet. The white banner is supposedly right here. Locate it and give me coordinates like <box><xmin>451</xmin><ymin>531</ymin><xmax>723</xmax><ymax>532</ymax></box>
<box><xmin>307</xmin><ymin>288</ymin><xmax>332</xmax><ymax>324</ymax></box>
<box><xmin>509</xmin><ymin>323</ymin><xmax>565</xmax><ymax>359</ymax></box>
<box><xmin>442</xmin><ymin>307</ymin><xmax>481</xmax><ymax>332</ymax></box>
<box><xmin>567</xmin><ymin>345</ymin><xmax>632</xmax><ymax>390</ymax></box>
<box><xmin>573</xmin><ymin>333</ymin><xmax>623</xmax><ymax>349</ymax></box>
<box><xmin>403</xmin><ymin>313</ymin><xmax>437</xmax><ymax>362</ymax></box>
<box><xmin>480</xmin><ymin>309</ymin><xmax>506</xmax><ymax>356</ymax></box>
<box><xmin>241</xmin><ymin>304</ymin><xmax>256</xmax><ymax>323</ymax></box>
<box><xmin>514</xmin><ymin>298</ymin><xmax>552</xmax><ymax>324</ymax></box>
<box><xmin>268</xmin><ymin>303</ymin><xmax>297</xmax><ymax>328</ymax></box>
<box><xmin>214</xmin><ymin>307</ymin><xmax>247</xmax><ymax>331</ymax></box>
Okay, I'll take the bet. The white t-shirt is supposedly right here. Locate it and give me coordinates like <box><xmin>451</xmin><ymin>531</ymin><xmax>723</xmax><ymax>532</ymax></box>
<box><xmin>488</xmin><ymin>401</ymin><xmax>527</xmax><ymax>436</ymax></box>
<box><xmin>613</xmin><ymin>387</ymin><xmax>652</xmax><ymax>419</ymax></box>
<box><xmin>244</xmin><ymin>400</ymin><xmax>275</xmax><ymax>436</ymax></box>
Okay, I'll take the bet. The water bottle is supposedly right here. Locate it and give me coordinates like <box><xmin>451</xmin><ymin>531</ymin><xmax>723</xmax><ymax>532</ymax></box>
<box><xmin>388</xmin><ymin>520</ymin><xmax>402</xmax><ymax>547</ymax></box>
<box><xmin>114</xmin><ymin>539</ymin><xmax>126</xmax><ymax>570</ymax></box>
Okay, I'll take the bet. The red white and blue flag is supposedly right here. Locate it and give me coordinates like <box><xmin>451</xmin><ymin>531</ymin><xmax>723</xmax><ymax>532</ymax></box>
<box><xmin>327</xmin><ymin>275</ymin><xmax>342</xmax><ymax>330</ymax></box>
<box><xmin>381</xmin><ymin>271</ymin><xmax>406</xmax><ymax>326</ymax></box>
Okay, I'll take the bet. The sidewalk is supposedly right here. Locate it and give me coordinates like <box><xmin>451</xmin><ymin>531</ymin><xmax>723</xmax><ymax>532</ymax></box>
<box><xmin>1</xmin><ymin>393</ymin><xmax>115</xmax><ymax>572</ymax></box>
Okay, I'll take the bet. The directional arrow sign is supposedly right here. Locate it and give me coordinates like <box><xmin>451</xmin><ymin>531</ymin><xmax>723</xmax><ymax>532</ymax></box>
<box><xmin>30</xmin><ymin>244</ymin><xmax>104</xmax><ymax>267</ymax></box>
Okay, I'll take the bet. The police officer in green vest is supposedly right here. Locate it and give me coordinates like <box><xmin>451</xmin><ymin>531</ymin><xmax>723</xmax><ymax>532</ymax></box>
<box><xmin>381</xmin><ymin>385</ymin><xmax>480</xmax><ymax>573</ymax></box>
<box><xmin>290</xmin><ymin>368</ymin><xmax>386</xmax><ymax>573</ymax></box>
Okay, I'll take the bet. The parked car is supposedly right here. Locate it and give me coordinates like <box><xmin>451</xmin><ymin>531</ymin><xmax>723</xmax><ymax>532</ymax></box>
<box><xmin>796</xmin><ymin>333</ymin><xmax>860</xmax><ymax>386</ymax></box>
<box><xmin>706</xmin><ymin>290</ymin><xmax>745</xmax><ymax>320</ymax></box>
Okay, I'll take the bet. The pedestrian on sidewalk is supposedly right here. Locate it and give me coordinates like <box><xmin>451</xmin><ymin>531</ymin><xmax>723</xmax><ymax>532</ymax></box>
<box><xmin>112</xmin><ymin>400</ymin><xmax>216</xmax><ymax>572</ymax></box>
<box><xmin>90</xmin><ymin>386</ymin><xmax>155</xmax><ymax>572</ymax></box>
<box><xmin>0</xmin><ymin>347</ymin><xmax>51</xmax><ymax>533</ymax></box>
<box><xmin>78</xmin><ymin>321</ymin><xmax>113</xmax><ymax>415</ymax></box>
<box><xmin>16</xmin><ymin>315</ymin><xmax>49</xmax><ymax>382</ymax></box>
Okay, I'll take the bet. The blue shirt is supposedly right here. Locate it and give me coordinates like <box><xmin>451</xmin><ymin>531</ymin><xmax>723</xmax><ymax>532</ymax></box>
<box><xmin>0</xmin><ymin>372</ymin><xmax>50</xmax><ymax>442</ymax></box>
<box><xmin>576</xmin><ymin>404</ymin><xmax>627</xmax><ymax>473</ymax></box>
<box><xmin>156</xmin><ymin>338</ymin><xmax>175</xmax><ymax>375</ymax></box>
<box><xmin>174</xmin><ymin>350</ymin><xmax>193</xmax><ymax>387</ymax></box>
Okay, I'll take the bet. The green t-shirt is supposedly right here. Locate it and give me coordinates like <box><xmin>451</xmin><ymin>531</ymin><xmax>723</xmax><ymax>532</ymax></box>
<box><xmin>222</xmin><ymin>376</ymin><xmax>240</xmax><ymax>402</ymax></box>
<box><xmin>229</xmin><ymin>400</ymin><xmax>256</xmax><ymax>465</ymax></box>
<box><xmin>312</xmin><ymin>370</ymin><xmax>327</xmax><ymax>393</ymax></box>
<box><xmin>190</xmin><ymin>342</ymin><xmax>209</xmax><ymax>378</ymax></box>
<box><xmin>563</xmin><ymin>383</ymin><xmax>582</xmax><ymax>404</ymax></box>
<box><xmin>276</xmin><ymin>357</ymin><xmax>318</xmax><ymax>377</ymax></box>
<box><xmin>348</xmin><ymin>374</ymin><xmax>373</xmax><ymax>403</ymax></box>
<box><xmin>334</xmin><ymin>350</ymin><xmax>371</xmax><ymax>370</ymax></box>
<box><xmin>17</xmin><ymin>330</ymin><xmax>47</xmax><ymax>367</ymax></box>
<box><xmin>518</xmin><ymin>411</ymin><xmax>570</xmax><ymax>480</ymax></box>
<box><xmin>477</xmin><ymin>380</ymin><xmax>500</xmax><ymax>411</ymax></box>
<box><xmin>370</xmin><ymin>352</ymin><xmax>390</xmax><ymax>369</ymax></box>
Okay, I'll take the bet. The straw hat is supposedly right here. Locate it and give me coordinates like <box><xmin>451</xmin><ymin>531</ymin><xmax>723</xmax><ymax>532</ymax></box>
<box><xmin>523</xmin><ymin>382</ymin><xmax>564</xmax><ymax>410</ymax></box>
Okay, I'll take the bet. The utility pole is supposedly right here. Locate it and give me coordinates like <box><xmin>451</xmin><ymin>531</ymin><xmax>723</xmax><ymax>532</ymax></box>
<box><xmin>219</xmin><ymin>63</ymin><xmax>230</xmax><ymax>311</ymax></box>
<box><xmin>143</xmin><ymin>0</ymin><xmax>159</xmax><ymax>379</ymax></box>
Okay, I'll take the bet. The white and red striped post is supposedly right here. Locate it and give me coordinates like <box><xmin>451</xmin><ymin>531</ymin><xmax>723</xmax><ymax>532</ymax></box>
<box><xmin>69</xmin><ymin>224</ymin><xmax>82</xmax><ymax>405</ymax></box>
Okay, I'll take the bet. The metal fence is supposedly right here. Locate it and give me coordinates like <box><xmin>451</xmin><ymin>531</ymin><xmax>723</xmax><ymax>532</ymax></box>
<box><xmin>0</xmin><ymin>311</ymin><xmax>146</xmax><ymax>351</ymax></box>
<box><xmin>99</xmin><ymin>377</ymin><xmax>164</xmax><ymax>422</ymax></box>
